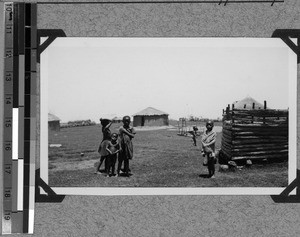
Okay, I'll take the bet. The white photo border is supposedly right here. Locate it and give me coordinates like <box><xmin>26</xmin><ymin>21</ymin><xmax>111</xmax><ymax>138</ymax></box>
<box><xmin>40</xmin><ymin>37</ymin><xmax>297</xmax><ymax>196</ymax></box>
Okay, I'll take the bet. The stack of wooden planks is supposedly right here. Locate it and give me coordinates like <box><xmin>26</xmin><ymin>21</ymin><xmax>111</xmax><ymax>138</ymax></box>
<box><xmin>221</xmin><ymin>106</ymin><xmax>288</xmax><ymax>161</ymax></box>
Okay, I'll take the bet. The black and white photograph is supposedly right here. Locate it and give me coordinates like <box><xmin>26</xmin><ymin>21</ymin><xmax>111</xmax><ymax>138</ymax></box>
<box><xmin>40</xmin><ymin>37</ymin><xmax>296</xmax><ymax>195</ymax></box>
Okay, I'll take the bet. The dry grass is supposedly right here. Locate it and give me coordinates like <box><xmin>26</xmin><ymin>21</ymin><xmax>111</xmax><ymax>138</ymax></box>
<box><xmin>48</xmin><ymin>123</ymin><xmax>288</xmax><ymax>187</ymax></box>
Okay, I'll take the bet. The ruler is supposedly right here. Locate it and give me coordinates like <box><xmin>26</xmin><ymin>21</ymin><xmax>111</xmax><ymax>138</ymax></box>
<box><xmin>2</xmin><ymin>2</ymin><xmax>36</xmax><ymax>234</ymax></box>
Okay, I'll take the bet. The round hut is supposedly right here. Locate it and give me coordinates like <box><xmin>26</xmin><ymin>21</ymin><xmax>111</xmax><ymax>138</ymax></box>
<box><xmin>233</xmin><ymin>96</ymin><xmax>267</xmax><ymax>110</ymax></box>
<box><xmin>48</xmin><ymin>113</ymin><xmax>60</xmax><ymax>131</ymax></box>
<box><xmin>112</xmin><ymin>116</ymin><xmax>123</xmax><ymax>123</ymax></box>
<box><xmin>133</xmin><ymin>107</ymin><xmax>169</xmax><ymax>127</ymax></box>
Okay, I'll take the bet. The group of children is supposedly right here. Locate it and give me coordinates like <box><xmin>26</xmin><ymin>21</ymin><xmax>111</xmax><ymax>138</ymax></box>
<box><xmin>95</xmin><ymin>116</ymin><xmax>136</xmax><ymax>177</ymax></box>
<box><xmin>95</xmin><ymin>116</ymin><xmax>216</xmax><ymax>179</ymax></box>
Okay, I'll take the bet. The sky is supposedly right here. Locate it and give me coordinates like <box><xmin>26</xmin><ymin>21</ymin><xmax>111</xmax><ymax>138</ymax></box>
<box><xmin>41</xmin><ymin>38</ymin><xmax>295</xmax><ymax>123</ymax></box>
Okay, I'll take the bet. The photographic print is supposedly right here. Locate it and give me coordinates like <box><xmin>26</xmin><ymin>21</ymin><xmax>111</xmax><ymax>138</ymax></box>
<box><xmin>40</xmin><ymin>38</ymin><xmax>296</xmax><ymax>195</ymax></box>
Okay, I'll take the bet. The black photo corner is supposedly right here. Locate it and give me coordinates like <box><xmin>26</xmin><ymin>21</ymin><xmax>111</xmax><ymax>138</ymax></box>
<box><xmin>34</xmin><ymin>28</ymin><xmax>300</xmax><ymax>203</ymax></box>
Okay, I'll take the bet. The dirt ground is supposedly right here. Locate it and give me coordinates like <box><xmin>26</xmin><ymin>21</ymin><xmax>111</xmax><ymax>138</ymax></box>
<box><xmin>48</xmin><ymin>124</ymin><xmax>288</xmax><ymax>188</ymax></box>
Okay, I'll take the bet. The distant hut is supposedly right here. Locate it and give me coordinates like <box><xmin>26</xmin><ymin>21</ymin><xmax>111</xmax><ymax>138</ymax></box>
<box><xmin>133</xmin><ymin>107</ymin><xmax>169</xmax><ymax>127</ymax></box>
<box><xmin>48</xmin><ymin>113</ymin><xmax>60</xmax><ymax>131</ymax></box>
<box><xmin>233</xmin><ymin>96</ymin><xmax>267</xmax><ymax>110</ymax></box>
<box><xmin>112</xmin><ymin>116</ymin><xmax>123</xmax><ymax>123</ymax></box>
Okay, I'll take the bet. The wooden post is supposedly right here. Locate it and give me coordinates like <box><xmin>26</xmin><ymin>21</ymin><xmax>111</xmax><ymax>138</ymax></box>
<box><xmin>252</xmin><ymin>103</ymin><xmax>255</xmax><ymax>123</ymax></box>
<box><xmin>263</xmin><ymin>101</ymin><xmax>267</xmax><ymax>124</ymax></box>
<box><xmin>232</xmin><ymin>104</ymin><xmax>235</xmax><ymax>123</ymax></box>
<box><xmin>226</xmin><ymin>105</ymin><xmax>229</xmax><ymax>120</ymax></box>
<box><xmin>264</xmin><ymin>100</ymin><xmax>267</xmax><ymax>109</ymax></box>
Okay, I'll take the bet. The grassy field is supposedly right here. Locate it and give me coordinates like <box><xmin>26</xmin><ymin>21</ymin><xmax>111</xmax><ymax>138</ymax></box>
<box><xmin>48</xmin><ymin>123</ymin><xmax>288</xmax><ymax>187</ymax></box>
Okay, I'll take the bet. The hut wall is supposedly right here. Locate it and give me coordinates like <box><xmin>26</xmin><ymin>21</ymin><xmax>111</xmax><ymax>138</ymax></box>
<box><xmin>48</xmin><ymin>121</ymin><xmax>60</xmax><ymax>131</ymax></box>
<box><xmin>144</xmin><ymin>115</ymin><xmax>169</xmax><ymax>126</ymax></box>
<box><xmin>221</xmin><ymin>108</ymin><xmax>288</xmax><ymax>161</ymax></box>
<box><xmin>133</xmin><ymin>115</ymin><xmax>169</xmax><ymax>127</ymax></box>
<box><xmin>133</xmin><ymin>116</ymin><xmax>143</xmax><ymax>127</ymax></box>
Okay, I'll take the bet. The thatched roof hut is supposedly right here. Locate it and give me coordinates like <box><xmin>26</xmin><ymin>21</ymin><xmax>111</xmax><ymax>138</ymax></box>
<box><xmin>133</xmin><ymin>107</ymin><xmax>169</xmax><ymax>127</ymax></box>
<box><xmin>112</xmin><ymin>116</ymin><xmax>123</xmax><ymax>123</ymax></box>
<box><xmin>233</xmin><ymin>96</ymin><xmax>267</xmax><ymax>110</ymax></box>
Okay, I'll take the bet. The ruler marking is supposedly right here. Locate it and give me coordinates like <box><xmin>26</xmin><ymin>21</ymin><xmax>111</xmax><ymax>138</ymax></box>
<box><xmin>24</xmin><ymin>72</ymin><xmax>31</xmax><ymax>95</ymax></box>
<box><xmin>11</xmin><ymin>5</ymin><xmax>20</xmax><ymax>233</ymax></box>
<box><xmin>30</xmin><ymin>4</ymin><xmax>37</xmax><ymax>49</ymax></box>
<box><xmin>29</xmin><ymin>139</ymin><xmax>36</xmax><ymax>165</ymax></box>
<box><xmin>28</xmin><ymin>209</ymin><xmax>34</xmax><ymax>234</ymax></box>
<box><xmin>28</xmin><ymin>4</ymin><xmax>37</xmax><ymax>233</ymax></box>
<box><xmin>24</xmin><ymin>120</ymin><xmax>30</xmax><ymax>143</ymax></box>
<box><xmin>25</xmin><ymin>28</ymin><xmax>31</xmax><ymax>49</ymax></box>
<box><xmin>2</xmin><ymin>211</ymin><xmax>12</xmax><ymax>234</ymax></box>
<box><xmin>14</xmin><ymin>3</ymin><xmax>25</xmax><ymax>233</ymax></box>
<box><xmin>11</xmin><ymin>161</ymin><xmax>18</xmax><ymax>214</ymax></box>
<box><xmin>17</xmin><ymin>3</ymin><xmax>25</xmax><ymax>224</ymax></box>
<box><xmin>18</xmin><ymin>3</ymin><xmax>25</xmax><ymax>55</ymax></box>
<box><xmin>24</xmin><ymin>95</ymin><xmax>31</xmax><ymax>118</ymax></box>
<box><xmin>12</xmin><ymin>212</ymin><xmax>23</xmax><ymax>233</ymax></box>
<box><xmin>4</xmin><ymin>164</ymin><xmax>12</xmax><ymax>184</ymax></box>
<box><xmin>30</xmin><ymin>72</ymin><xmax>36</xmax><ymax>96</ymax></box>
<box><xmin>17</xmin><ymin>159</ymin><xmax>24</xmax><ymax>211</ymax></box>
<box><xmin>3</xmin><ymin>3</ymin><xmax>14</xmax><ymax>234</ymax></box>
<box><xmin>18</xmin><ymin>3</ymin><xmax>25</xmax><ymax>110</ymax></box>
<box><xmin>4</xmin><ymin>117</ymin><xmax>12</xmax><ymax>142</ymax></box>
<box><xmin>3</xmin><ymin>200</ymin><xmax>12</xmax><ymax>211</ymax></box>
<box><xmin>12</xmin><ymin>109</ymin><xmax>19</xmax><ymax>161</ymax></box>
<box><xmin>23</xmin><ymin>209</ymin><xmax>29</xmax><ymax>233</ymax></box>
<box><xmin>25</xmin><ymin>3</ymin><xmax>35</xmax><ymax>234</ymax></box>
<box><xmin>3</xmin><ymin>2</ymin><xmax>37</xmax><ymax>234</ymax></box>
<box><xmin>30</xmin><ymin>50</ymin><xmax>37</xmax><ymax>72</ymax></box>
<box><xmin>25</xmin><ymin>4</ymin><xmax>31</xmax><ymax>26</ymax></box>
<box><xmin>30</xmin><ymin>97</ymin><xmax>36</xmax><ymax>121</ymax></box>
<box><xmin>25</xmin><ymin>49</ymin><xmax>31</xmax><ymax>73</ymax></box>
<box><xmin>13</xmin><ymin>3</ymin><xmax>19</xmax><ymax>108</ymax></box>
<box><xmin>5</xmin><ymin>71</ymin><xmax>13</xmax><ymax>95</ymax></box>
<box><xmin>18</xmin><ymin>55</ymin><xmax>25</xmax><ymax>107</ymax></box>
<box><xmin>23</xmin><ymin>165</ymin><xmax>30</xmax><ymax>191</ymax></box>
<box><xmin>18</xmin><ymin>108</ymin><xmax>24</xmax><ymax>160</ymax></box>
<box><xmin>3</xmin><ymin>141</ymin><xmax>12</xmax><ymax>165</ymax></box>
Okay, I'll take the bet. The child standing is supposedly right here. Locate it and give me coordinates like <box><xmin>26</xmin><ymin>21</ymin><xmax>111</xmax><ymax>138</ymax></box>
<box><xmin>201</xmin><ymin>120</ymin><xmax>217</xmax><ymax>178</ymax></box>
<box><xmin>117</xmin><ymin>116</ymin><xmax>136</xmax><ymax>177</ymax></box>
<box><xmin>105</xmin><ymin>133</ymin><xmax>121</xmax><ymax>177</ymax></box>
<box><xmin>95</xmin><ymin>118</ymin><xmax>112</xmax><ymax>174</ymax></box>
<box><xmin>189</xmin><ymin>125</ymin><xmax>198</xmax><ymax>146</ymax></box>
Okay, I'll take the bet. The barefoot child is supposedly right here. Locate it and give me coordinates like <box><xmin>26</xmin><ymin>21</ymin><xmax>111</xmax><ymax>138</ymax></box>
<box><xmin>201</xmin><ymin>121</ymin><xmax>217</xmax><ymax>178</ymax></box>
<box><xmin>117</xmin><ymin>116</ymin><xmax>136</xmax><ymax>177</ymax></box>
<box><xmin>95</xmin><ymin>118</ymin><xmax>112</xmax><ymax>174</ymax></box>
<box><xmin>105</xmin><ymin>133</ymin><xmax>121</xmax><ymax>177</ymax></box>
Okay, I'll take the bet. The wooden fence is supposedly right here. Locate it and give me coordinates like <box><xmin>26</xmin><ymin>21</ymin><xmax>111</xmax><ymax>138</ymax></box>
<box><xmin>221</xmin><ymin>103</ymin><xmax>288</xmax><ymax>161</ymax></box>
